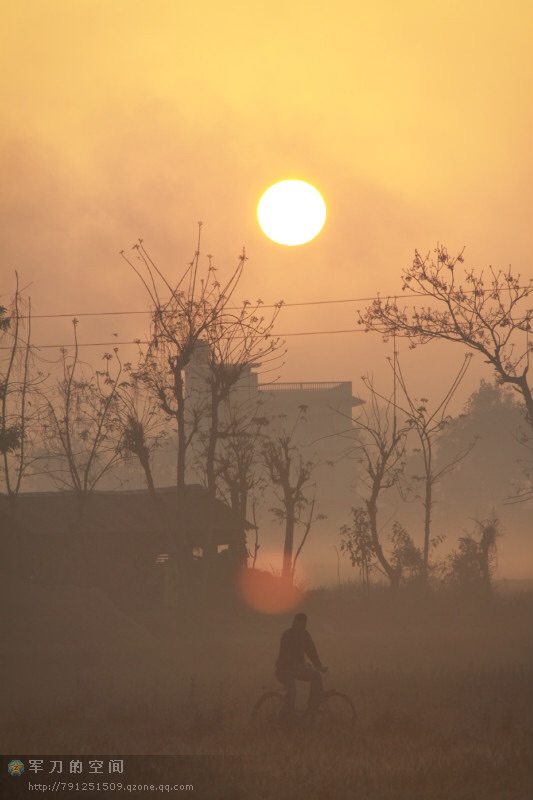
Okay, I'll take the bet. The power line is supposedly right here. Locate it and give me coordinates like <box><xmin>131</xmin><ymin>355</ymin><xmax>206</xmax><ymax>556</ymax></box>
<box><xmin>9</xmin><ymin>291</ymin><xmax>432</xmax><ymax>320</ymax></box>
<box><xmin>0</xmin><ymin>327</ymin><xmax>376</xmax><ymax>350</ymax></box>
<box><xmin>10</xmin><ymin>283</ymin><xmax>531</xmax><ymax>321</ymax></box>
<box><xmin>2</xmin><ymin>283</ymin><xmax>530</xmax><ymax>350</ymax></box>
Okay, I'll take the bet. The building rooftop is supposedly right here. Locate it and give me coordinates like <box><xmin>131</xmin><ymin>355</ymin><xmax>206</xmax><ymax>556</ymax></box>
<box><xmin>259</xmin><ymin>381</ymin><xmax>364</xmax><ymax>405</ymax></box>
<box><xmin>0</xmin><ymin>485</ymin><xmax>252</xmax><ymax>544</ymax></box>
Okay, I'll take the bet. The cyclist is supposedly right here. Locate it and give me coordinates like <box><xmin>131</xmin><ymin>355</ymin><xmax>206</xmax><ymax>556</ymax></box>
<box><xmin>275</xmin><ymin>612</ymin><xmax>327</xmax><ymax>718</ymax></box>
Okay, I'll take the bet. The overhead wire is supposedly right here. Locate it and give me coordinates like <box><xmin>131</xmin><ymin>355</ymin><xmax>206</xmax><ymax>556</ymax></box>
<box><xmin>0</xmin><ymin>290</ymin><xmax>393</xmax><ymax>349</ymax></box>
<box><xmin>13</xmin><ymin>294</ymin><xmax>401</xmax><ymax>320</ymax></box>
<box><xmin>7</xmin><ymin>284</ymin><xmax>531</xmax><ymax>322</ymax></box>
<box><xmin>0</xmin><ymin>328</ymin><xmax>375</xmax><ymax>351</ymax></box>
<box><xmin>1</xmin><ymin>285</ymin><xmax>530</xmax><ymax>350</ymax></box>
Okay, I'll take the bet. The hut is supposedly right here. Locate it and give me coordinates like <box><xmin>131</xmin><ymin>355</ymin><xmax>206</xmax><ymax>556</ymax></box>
<box><xmin>0</xmin><ymin>485</ymin><xmax>251</xmax><ymax>606</ymax></box>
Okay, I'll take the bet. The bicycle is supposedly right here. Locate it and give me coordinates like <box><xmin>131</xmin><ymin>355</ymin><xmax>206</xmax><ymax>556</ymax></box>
<box><xmin>251</xmin><ymin>671</ymin><xmax>356</xmax><ymax>732</ymax></box>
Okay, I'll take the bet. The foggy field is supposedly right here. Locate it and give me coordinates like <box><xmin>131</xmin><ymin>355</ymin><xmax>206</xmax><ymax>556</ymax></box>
<box><xmin>3</xmin><ymin>582</ymin><xmax>532</xmax><ymax>799</ymax></box>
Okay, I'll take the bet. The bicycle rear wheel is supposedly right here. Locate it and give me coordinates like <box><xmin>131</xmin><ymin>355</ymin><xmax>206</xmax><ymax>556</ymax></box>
<box><xmin>251</xmin><ymin>691</ymin><xmax>284</xmax><ymax>729</ymax></box>
<box><xmin>318</xmin><ymin>690</ymin><xmax>356</xmax><ymax>730</ymax></box>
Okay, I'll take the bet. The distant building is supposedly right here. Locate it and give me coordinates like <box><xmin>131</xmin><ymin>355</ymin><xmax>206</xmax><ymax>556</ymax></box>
<box><xmin>185</xmin><ymin>340</ymin><xmax>260</xmax><ymax>402</ymax></box>
<box><xmin>184</xmin><ymin>342</ymin><xmax>363</xmax><ymax>461</ymax></box>
<box><xmin>258</xmin><ymin>380</ymin><xmax>363</xmax><ymax>453</ymax></box>
<box><xmin>181</xmin><ymin>344</ymin><xmax>364</xmax><ymax>537</ymax></box>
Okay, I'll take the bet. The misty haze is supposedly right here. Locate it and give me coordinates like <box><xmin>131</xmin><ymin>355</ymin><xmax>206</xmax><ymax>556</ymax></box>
<box><xmin>1</xmin><ymin>2</ymin><xmax>532</xmax><ymax>799</ymax></box>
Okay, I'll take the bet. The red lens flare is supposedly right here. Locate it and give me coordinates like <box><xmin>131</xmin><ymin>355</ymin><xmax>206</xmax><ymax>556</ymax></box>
<box><xmin>237</xmin><ymin>567</ymin><xmax>305</xmax><ymax>614</ymax></box>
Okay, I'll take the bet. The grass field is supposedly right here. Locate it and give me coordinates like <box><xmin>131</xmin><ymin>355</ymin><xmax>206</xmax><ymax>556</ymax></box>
<box><xmin>2</xmin><ymin>581</ymin><xmax>532</xmax><ymax>799</ymax></box>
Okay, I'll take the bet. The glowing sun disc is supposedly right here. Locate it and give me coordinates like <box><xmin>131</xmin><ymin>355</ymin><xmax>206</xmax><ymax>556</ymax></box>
<box><xmin>257</xmin><ymin>180</ymin><xmax>326</xmax><ymax>246</ymax></box>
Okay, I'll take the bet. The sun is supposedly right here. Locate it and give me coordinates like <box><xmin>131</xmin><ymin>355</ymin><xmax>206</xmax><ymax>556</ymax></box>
<box><xmin>257</xmin><ymin>180</ymin><xmax>326</xmax><ymax>246</ymax></box>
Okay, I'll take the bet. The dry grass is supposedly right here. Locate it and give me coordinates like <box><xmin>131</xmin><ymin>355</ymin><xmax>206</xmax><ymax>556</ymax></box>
<box><xmin>2</xmin><ymin>581</ymin><xmax>532</xmax><ymax>799</ymax></box>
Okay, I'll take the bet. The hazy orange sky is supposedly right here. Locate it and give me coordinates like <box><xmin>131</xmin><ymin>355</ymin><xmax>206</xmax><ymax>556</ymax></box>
<box><xmin>1</xmin><ymin>0</ymin><xmax>532</xmax><ymax>405</ymax></box>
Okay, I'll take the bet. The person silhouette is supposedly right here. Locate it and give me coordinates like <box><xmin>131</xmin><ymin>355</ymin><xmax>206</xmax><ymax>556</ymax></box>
<box><xmin>275</xmin><ymin>612</ymin><xmax>327</xmax><ymax>718</ymax></box>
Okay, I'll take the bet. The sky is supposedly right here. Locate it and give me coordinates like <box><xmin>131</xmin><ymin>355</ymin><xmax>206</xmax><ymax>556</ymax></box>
<box><xmin>1</xmin><ymin>0</ymin><xmax>532</xmax><ymax>583</ymax></box>
<box><xmin>1</xmin><ymin>0</ymin><xmax>532</xmax><ymax>405</ymax></box>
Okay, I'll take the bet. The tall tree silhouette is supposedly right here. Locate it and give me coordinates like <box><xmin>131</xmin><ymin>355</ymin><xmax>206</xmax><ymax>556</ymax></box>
<box><xmin>359</xmin><ymin>245</ymin><xmax>533</xmax><ymax>425</ymax></box>
<box><xmin>1</xmin><ymin>275</ymin><xmax>42</xmax><ymax>510</ymax></box>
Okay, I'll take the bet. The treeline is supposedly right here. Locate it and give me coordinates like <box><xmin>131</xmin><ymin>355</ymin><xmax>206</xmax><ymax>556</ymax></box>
<box><xmin>1</xmin><ymin>233</ymin><xmax>320</xmax><ymax>584</ymax></box>
<box><xmin>1</xmin><ymin>241</ymin><xmax>532</xmax><ymax>593</ymax></box>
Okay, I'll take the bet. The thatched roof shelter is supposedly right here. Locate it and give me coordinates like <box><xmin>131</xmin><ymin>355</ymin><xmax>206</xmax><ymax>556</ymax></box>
<box><xmin>0</xmin><ymin>486</ymin><xmax>252</xmax><ymax>603</ymax></box>
<box><xmin>0</xmin><ymin>484</ymin><xmax>250</xmax><ymax>545</ymax></box>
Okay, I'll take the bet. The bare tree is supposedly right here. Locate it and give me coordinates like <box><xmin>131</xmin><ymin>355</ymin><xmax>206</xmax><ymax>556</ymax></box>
<box><xmin>196</xmin><ymin>294</ymin><xmax>282</xmax><ymax>500</ymax></box>
<box><xmin>0</xmin><ymin>275</ymin><xmax>42</xmax><ymax>509</ymax></box>
<box><xmin>215</xmin><ymin>403</ymin><xmax>269</xmax><ymax>562</ymax></box>
<box><xmin>291</xmin><ymin>493</ymin><xmax>325</xmax><ymax>581</ymax></box>
<box><xmin>359</xmin><ymin>245</ymin><xmax>533</xmax><ymax>425</ymax></box>
<box><xmin>123</xmin><ymin>229</ymin><xmax>284</xmax><ymax>599</ymax></box>
<box><xmin>262</xmin><ymin>409</ymin><xmax>321</xmax><ymax>583</ymax></box>
<box><xmin>121</xmin><ymin>226</ymin><xmax>252</xmax><ymax>489</ymax></box>
<box><xmin>115</xmin><ymin>364</ymin><xmax>168</xmax><ymax>497</ymax></box>
<box><xmin>348</xmin><ymin>378</ymin><xmax>410</xmax><ymax>590</ymax></box>
<box><xmin>189</xmin><ymin>300</ymin><xmax>283</xmax><ymax>568</ymax></box>
<box><xmin>386</xmin><ymin>354</ymin><xmax>476</xmax><ymax>579</ymax></box>
<box><xmin>41</xmin><ymin>321</ymin><xmax>124</xmax><ymax>512</ymax></box>
<box><xmin>249</xmin><ymin>495</ymin><xmax>262</xmax><ymax>569</ymax></box>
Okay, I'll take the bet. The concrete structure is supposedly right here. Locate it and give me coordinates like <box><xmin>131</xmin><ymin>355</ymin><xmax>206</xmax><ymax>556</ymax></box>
<box><xmin>258</xmin><ymin>380</ymin><xmax>363</xmax><ymax>454</ymax></box>
<box><xmin>184</xmin><ymin>342</ymin><xmax>363</xmax><ymax>462</ymax></box>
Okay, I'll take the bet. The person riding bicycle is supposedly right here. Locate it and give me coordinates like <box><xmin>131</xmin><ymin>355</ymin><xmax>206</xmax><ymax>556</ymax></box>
<box><xmin>275</xmin><ymin>612</ymin><xmax>327</xmax><ymax>718</ymax></box>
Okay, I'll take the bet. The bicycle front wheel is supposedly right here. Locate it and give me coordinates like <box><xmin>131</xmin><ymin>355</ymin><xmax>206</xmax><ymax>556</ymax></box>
<box><xmin>318</xmin><ymin>690</ymin><xmax>356</xmax><ymax>730</ymax></box>
<box><xmin>251</xmin><ymin>691</ymin><xmax>284</xmax><ymax>729</ymax></box>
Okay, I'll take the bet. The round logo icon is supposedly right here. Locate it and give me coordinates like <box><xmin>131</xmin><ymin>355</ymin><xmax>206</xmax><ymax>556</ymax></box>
<box><xmin>8</xmin><ymin>759</ymin><xmax>25</xmax><ymax>776</ymax></box>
